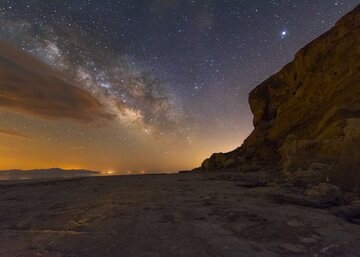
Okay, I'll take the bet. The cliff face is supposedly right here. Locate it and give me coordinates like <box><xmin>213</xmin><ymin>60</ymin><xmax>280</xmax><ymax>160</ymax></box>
<box><xmin>201</xmin><ymin>6</ymin><xmax>360</xmax><ymax>187</ymax></box>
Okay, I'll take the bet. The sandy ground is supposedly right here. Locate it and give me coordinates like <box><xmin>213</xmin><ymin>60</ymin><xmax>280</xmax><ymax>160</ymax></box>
<box><xmin>0</xmin><ymin>172</ymin><xmax>359</xmax><ymax>257</ymax></box>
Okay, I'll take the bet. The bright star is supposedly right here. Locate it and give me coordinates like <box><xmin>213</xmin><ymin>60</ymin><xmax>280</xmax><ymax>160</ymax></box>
<box><xmin>281</xmin><ymin>30</ymin><xmax>288</xmax><ymax>38</ymax></box>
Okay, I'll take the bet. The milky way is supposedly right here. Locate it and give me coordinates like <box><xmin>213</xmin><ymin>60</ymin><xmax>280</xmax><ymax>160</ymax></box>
<box><xmin>0</xmin><ymin>0</ymin><xmax>358</xmax><ymax>173</ymax></box>
<box><xmin>0</xmin><ymin>10</ymin><xmax>188</xmax><ymax>137</ymax></box>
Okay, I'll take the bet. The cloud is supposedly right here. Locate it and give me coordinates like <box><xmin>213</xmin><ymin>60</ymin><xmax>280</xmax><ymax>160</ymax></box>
<box><xmin>0</xmin><ymin>18</ymin><xmax>189</xmax><ymax>137</ymax></box>
<box><xmin>0</xmin><ymin>42</ymin><xmax>114</xmax><ymax>124</ymax></box>
<box><xmin>0</xmin><ymin>129</ymin><xmax>31</xmax><ymax>139</ymax></box>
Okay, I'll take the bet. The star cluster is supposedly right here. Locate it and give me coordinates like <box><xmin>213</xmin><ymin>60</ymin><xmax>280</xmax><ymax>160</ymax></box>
<box><xmin>0</xmin><ymin>0</ymin><xmax>358</xmax><ymax>173</ymax></box>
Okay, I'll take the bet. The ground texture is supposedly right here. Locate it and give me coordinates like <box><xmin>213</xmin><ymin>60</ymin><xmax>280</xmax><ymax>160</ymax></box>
<box><xmin>0</xmin><ymin>173</ymin><xmax>360</xmax><ymax>257</ymax></box>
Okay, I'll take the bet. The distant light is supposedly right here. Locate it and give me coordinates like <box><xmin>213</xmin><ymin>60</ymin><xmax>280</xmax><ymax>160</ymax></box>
<box><xmin>107</xmin><ymin>170</ymin><xmax>114</xmax><ymax>175</ymax></box>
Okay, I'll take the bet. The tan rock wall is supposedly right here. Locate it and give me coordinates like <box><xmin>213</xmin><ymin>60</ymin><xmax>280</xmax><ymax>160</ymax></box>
<box><xmin>200</xmin><ymin>5</ymin><xmax>360</xmax><ymax>187</ymax></box>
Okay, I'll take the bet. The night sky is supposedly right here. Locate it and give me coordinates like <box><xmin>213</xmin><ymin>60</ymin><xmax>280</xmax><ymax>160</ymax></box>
<box><xmin>0</xmin><ymin>0</ymin><xmax>358</xmax><ymax>174</ymax></box>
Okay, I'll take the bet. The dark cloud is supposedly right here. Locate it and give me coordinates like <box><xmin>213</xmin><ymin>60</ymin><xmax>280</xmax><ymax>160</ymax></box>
<box><xmin>0</xmin><ymin>42</ymin><xmax>114</xmax><ymax>124</ymax></box>
<box><xmin>0</xmin><ymin>128</ymin><xmax>31</xmax><ymax>139</ymax></box>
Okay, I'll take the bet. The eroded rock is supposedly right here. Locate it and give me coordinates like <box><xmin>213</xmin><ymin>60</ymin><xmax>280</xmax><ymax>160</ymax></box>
<box><xmin>199</xmin><ymin>5</ymin><xmax>360</xmax><ymax>190</ymax></box>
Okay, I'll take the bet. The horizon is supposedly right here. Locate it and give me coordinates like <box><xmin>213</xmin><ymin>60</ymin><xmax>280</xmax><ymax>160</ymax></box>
<box><xmin>0</xmin><ymin>1</ymin><xmax>358</xmax><ymax>173</ymax></box>
<box><xmin>0</xmin><ymin>2</ymin><xmax>359</xmax><ymax>256</ymax></box>
<box><xmin>0</xmin><ymin>167</ymin><xmax>171</xmax><ymax>176</ymax></box>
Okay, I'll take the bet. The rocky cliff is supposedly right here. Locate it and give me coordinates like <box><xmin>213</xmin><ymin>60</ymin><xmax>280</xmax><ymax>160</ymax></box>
<box><xmin>201</xmin><ymin>5</ymin><xmax>360</xmax><ymax>188</ymax></box>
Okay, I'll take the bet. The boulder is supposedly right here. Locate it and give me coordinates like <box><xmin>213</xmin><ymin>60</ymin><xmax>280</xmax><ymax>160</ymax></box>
<box><xmin>305</xmin><ymin>183</ymin><xmax>344</xmax><ymax>205</ymax></box>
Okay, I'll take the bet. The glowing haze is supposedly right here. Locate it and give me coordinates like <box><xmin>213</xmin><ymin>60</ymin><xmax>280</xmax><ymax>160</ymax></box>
<box><xmin>0</xmin><ymin>1</ymin><xmax>357</xmax><ymax>173</ymax></box>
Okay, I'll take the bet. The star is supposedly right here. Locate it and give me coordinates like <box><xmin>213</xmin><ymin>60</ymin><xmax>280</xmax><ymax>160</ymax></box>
<box><xmin>280</xmin><ymin>29</ymin><xmax>288</xmax><ymax>38</ymax></box>
<box><xmin>0</xmin><ymin>0</ymin><xmax>357</xmax><ymax>172</ymax></box>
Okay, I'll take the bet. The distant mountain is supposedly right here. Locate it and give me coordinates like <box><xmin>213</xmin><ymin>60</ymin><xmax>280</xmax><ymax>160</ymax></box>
<box><xmin>0</xmin><ymin>168</ymin><xmax>99</xmax><ymax>180</ymax></box>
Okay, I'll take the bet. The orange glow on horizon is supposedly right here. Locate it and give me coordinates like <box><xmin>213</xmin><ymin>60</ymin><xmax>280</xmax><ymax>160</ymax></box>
<box><xmin>0</xmin><ymin>111</ymin><xmax>251</xmax><ymax>172</ymax></box>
